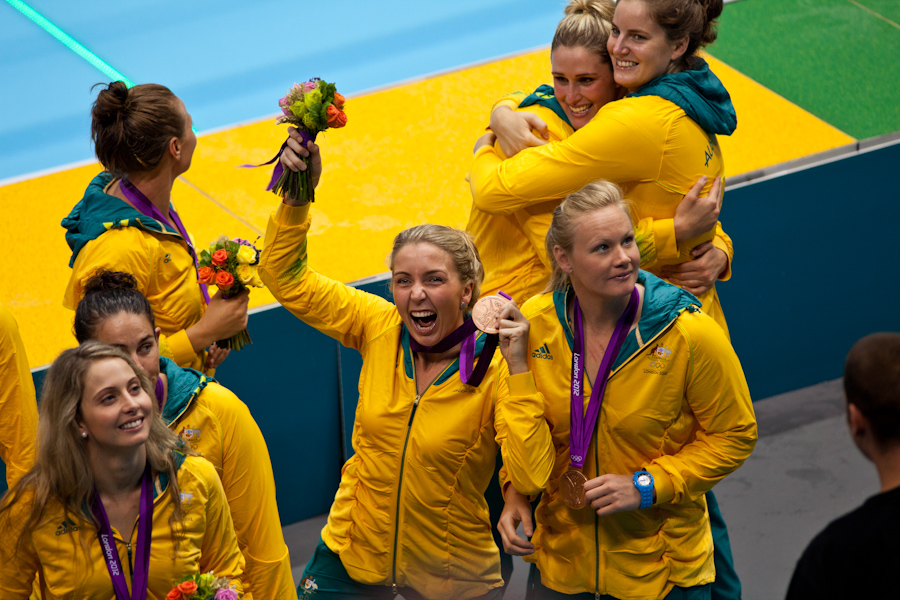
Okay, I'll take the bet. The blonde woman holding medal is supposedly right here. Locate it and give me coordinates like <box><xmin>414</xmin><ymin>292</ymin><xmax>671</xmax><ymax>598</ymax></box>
<box><xmin>71</xmin><ymin>269</ymin><xmax>296</xmax><ymax>600</ymax></box>
<box><xmin>497</xmin><ymin>181</ymin><xmax>756</xmax><ymax>600</ymax></box>
<box><xmin>260</xmin><ymin>142</ymin><xmax>555</xmax><ymax>600</ymax></box>
<box><xmin>63</xmin><ymin>81</ymin><xmax>249</xmax><ymax>374</ymax></box>
<box><xmin>0</xmin><ymin>342</ymin><xmax>245</xmax><ymax>599</ymax></box>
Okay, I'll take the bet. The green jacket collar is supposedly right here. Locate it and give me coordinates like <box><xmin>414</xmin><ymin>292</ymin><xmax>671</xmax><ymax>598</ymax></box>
<box><xmin>159</xmin><ymin>357</ymin><xmax>215</xmax><ymax>426</ymax></box>
<box><xmin>400</xmin><ymin>321</ymin><xmax>489</xmax><ymax>386</ymax></box>
<box><xmin>552</xmin><ymin>270</ymin><xmax>700</xmax><ymax>371</ymax></box>
<box><xmin>62</xmin><ymin>172</ymin><xmax>180</xmax><ymax>267</ymax></box>
<box><xmin>518</xmin><ymin>84</ymin><xmax>573</xmax><ymax>129</ymax></box>
<box><xmin>628</xmin><ymin>58</ymin><xmax>737</xmax><ymax>136</ymax></box>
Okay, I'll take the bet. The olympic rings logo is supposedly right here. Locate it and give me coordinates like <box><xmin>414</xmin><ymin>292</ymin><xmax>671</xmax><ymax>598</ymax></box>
<box><xmin>570</xmin><ymin>454</ymin><xmax>583</xmax><ymax>463</ymax></box>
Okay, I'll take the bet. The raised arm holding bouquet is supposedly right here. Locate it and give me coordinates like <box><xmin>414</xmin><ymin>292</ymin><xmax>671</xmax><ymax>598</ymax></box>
<box><xmin>244</xmin><ymin>79</ymin><xmax>347</xmax><ymax>203</ymax></box>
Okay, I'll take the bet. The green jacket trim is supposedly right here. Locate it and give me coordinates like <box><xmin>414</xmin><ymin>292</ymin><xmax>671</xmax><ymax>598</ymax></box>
<box><xmin>518</xmin><ymin>84</ymin><xmax>573</xmax><ymax>129</ymax></box>
<box><xmin>400</xmin><ymin>322</ymin><xmax>489</xmax><ymax>386</ymax></box>
<box><xmin>159</xmin><ymin>357</ymin><xmax>215</xmax><ymax>427</ymax></box>
<box><xmin>552</xmin><ymin>270</ymin><xmax>701</xmax><ymax>372</ymax></box>
<box><xmin>62</xmin><ymin>172</ymin><xmax>182</xmax><ymax>267</ymax></box>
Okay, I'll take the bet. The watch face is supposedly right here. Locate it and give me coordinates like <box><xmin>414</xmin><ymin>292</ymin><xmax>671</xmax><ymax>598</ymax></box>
<box><xmin>637</xmin><ymin>474</ymin><xmax>651</xmax><ymax>487</ymax></box>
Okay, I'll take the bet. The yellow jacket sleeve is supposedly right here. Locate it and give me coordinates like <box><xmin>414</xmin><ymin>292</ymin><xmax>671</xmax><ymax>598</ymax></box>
<box><xmin>470</xmin><ymin>104</ymin><xmax>660</xmax><ymax>216</ymax></box>
<box><xmin>258</xmin><ymin>203</ymin><xmax>397</xmax><ymax>352</ymax></box>
<box><xmin>0</xmin><ymin>492</ymin><xmax>40</xmax><ymax>598</ymax></box>
<box><xmin>493</xmin><ymin>371</ymin><xmax>555</xmax><ymax>496</ymax></box>
<box><xmin>712</xmin><ymin>221</ymin><xmax>734</xmax><ymax>281</ymax></box>
<box><xmin>204</xmin><ymin>384</ymin><xmax>295</xmax><ymax>599</ymax></box>
<box><xmin>645</xmin><ymin>311</ymin><xmax>757</xmax><ymax>506</ymax></box>
<box><xmin>64</xmin><ymin>229</ymin><xmax>205</xmax><ymax>371</ymax></box>
<box><xmin>0</xmin><ymin>305</ymin><xmax>38</xmax><ymax>489</ymax></box>
<box><xmin>189</xmin><ymin>458</ymin><xmax>248</xmax><ymax>597</ymax></box>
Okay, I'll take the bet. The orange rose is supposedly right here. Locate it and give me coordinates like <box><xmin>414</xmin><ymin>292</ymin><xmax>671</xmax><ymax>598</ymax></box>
<box><xmin>197</xmin><ymin>266</ymin><xmax>215</xmax><ymax>284</ymax></box>
<box><xmin>211</xmin><ymin>249</ymin><xmax>229</xmax><ymax>266</ymax></box>
<box><xmin>332</xmin><ymin>92</ymin><xmax>345</xmax><ymax>108</ymax></box>
<box><xmin>326</xmin><ymin>105</ymin><xmax>347</xmax><ymax>128</ymax></box>
<box><xmin>166</xmin><ymin>589</ymin><xmax>181</xmax><ymax>600</ymax></box>
<box><xmin>215</xmin><ymin>270</ymin><xmax>235</xmax><ymax>291</ymax></box>
<box><xmin>176</xmin><ymin>580</ymin><xmax>198</xmax><ymax>597</ymax></box>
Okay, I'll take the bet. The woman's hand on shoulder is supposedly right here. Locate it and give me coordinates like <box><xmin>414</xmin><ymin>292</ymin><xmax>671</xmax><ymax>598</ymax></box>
<box><xmin>489</xmin><ymin>106</ymin><xmax>549</xmax><ymax>157</ymax></box>
<box><xmin>673</xmin><ymin>175</ymin><xmax>722</xmax><ymax>244</ymax></box>
<box><xmin>584</xmin><ymin>473</ymin><xmax>642</xmax><ymax>516</ymax></box>
<box><xmin>497</xmin><ymin>485</ymin><xmax>535</xmax><ymax>556</ymax></box>
<box><xmin>205</xmin><ymin>342</ymin><xmax>230</xmax><ymax>370</ymax></box>
<box><xmin>497</xmin><ymin>299</ymin><xmax>530</xmax><ymax>376</ymax></box>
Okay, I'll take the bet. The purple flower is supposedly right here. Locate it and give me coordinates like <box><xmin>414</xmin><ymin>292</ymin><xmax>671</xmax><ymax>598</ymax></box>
<box><xmin>214</xmin><ymin>588</ymin><xmax>238</xmax><ymax>600</ymax></box>
<box><xmin>302</xmin><ymin>81</ymin><xmax>317</xmax><ymax>93</ymax></box>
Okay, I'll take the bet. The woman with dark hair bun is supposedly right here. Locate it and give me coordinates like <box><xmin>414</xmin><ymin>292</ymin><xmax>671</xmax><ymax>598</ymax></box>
<box><xmin>71</xmin><ymin>268</ymin><xmax>297</xmax><ymax>600</ymax></box>
<box><xmin>62</xmin><ymin>81</ymin><xmax>248</xmax><ymax>375</ymax></box>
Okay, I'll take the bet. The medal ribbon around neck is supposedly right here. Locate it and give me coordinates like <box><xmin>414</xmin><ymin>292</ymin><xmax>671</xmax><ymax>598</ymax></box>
<box><xmin>408</xmin><ymin>291</ymin><xmax>511</xmax><ymax>387</ymax></box>
<box><xmin>92</xmin><ymin>465</ymin><xmax>153</xmax><ymax>600</ymax></box>
<box><xmin>120</xmin><ymin>178</ymin><xmax>210</xmax><ymax>304</ymax></box>
<box><xmin>569</xmin><ymin>287</ymin><xmax>639</xmax><ymax>470</ymax></box>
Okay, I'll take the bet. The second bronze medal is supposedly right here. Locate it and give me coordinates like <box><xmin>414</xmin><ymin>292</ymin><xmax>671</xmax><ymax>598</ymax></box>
<box><xmin>560</xmin><ymin>468</ymin><xmax>588</xmax><ymax>509</ymax></box>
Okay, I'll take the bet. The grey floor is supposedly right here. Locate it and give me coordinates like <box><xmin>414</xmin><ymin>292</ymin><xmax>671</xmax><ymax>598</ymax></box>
<box><xmin>282</xmin><ymin>378</ymin><xmax>872</xmax><ymax>600</ymax></box>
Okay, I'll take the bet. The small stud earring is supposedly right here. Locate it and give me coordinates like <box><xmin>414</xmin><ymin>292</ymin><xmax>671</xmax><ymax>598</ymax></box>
<box><xmin>81</xmin><ymin>432</ymin><xmax>88</xmax><ymax>439</ymax></box>
<box><xmin>459</xmin><ymin>301</ymin><xmax>468</xmax><ymax>311</ymax></box>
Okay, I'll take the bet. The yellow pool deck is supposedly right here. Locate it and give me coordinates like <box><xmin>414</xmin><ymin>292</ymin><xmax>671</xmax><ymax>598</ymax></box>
<box><xmin>1</xmin><ymin>49</ymin><xmax>854</xmax><ymax>368</ymax></box>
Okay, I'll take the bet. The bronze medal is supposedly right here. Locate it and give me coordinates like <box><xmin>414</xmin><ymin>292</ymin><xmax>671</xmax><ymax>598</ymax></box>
<box><xmin>471</xmin><ymin>295</ymin><xmax>509</xmax><ymax>334</ymax></box>
<box><xmin>560</xmin><ymin>468</ymin><xmax>588</xmax><ymax>509</ymax></box>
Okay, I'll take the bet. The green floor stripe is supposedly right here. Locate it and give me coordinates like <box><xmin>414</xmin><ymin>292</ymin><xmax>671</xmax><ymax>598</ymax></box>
<box><xmin>5</xmin><ymin>0</ymin><xmax>135</xmax><ymax>87</ymax></box>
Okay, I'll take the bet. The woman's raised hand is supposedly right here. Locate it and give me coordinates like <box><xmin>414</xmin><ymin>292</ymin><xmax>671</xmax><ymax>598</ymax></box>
<box><xmin>497</xmin><ymin>485</ymin><xmax>535</xmax><ymax>556</ymax></box>
<box><xmin>279</xmin><ymin>128</ymin><xmax>323</xmax><ymax>199</ymax></box>
<box><xmin>489</xmin><ymin>105</ymin><xmax>549</xmax><ymax>157</ymax></box>
<box><xmin>673</xmin><ymin>175</ymin><xmax>722</xmax><ymax>244</ymax></box>
<box><xmin>497</xmin><ymin>299</ymin><xmax>530</xmax><ymax>376</ymax></box>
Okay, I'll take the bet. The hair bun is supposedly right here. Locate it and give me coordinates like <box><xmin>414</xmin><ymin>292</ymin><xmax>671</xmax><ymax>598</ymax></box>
<box><xmin>83</xmin><ymin>269</ymin><xmax>138</xmax><ymax>296</ymax></box>
<box><xmin>91</xmin><ymin>81</ymin><xmax>130</xmax><ymax>125</ymax></box>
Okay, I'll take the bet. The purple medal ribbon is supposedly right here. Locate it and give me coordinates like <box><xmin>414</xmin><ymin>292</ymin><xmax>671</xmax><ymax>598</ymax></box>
<box><xmin>408</xmin><ymin>291</ymin><xmax>510</xmax><ymax>387</ymax></box>
<box><xmin>154</xmin><ymin>378</ymin><xmax>165</xmax><ymax>411</ymax></box>
<box><xmin>569</xmin><ymin>287</ymin><xmax>640</xmax><ymax>469</ymax></box>
<box><xmin>92</xmin><ymin>465</ymin><xmax>153</xmax><ymax>600</ymax></box>
<box><xmin>119</xmin><ymin>178</ymin><xmax>210</xmax><ymax>304</ymax></box>
<box><xmin>239</xmin><ymin>130</ymin><xmax>316</xmax><ymax>191</ymax></box>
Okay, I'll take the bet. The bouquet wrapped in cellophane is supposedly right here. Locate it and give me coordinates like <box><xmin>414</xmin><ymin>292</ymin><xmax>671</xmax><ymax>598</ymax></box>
<box><xmin>198</xmin><ymin>236</ymin><xmax>264</xmax><ymax>351</ymax></box>
<box><xmin>266</xmin><ymin>79</ymin><xmax>347</xmax><ymax>203</ymax></box>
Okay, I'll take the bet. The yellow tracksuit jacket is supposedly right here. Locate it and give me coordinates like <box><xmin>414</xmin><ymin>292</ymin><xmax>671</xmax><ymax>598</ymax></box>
<box><xmin>519</xmin><ymin>272</ymin><xmax>756</xmax><ymax>599</ymax></box>
<box><xmin>258</xmin><ymin>203</ymin><xmax>555</xmax><ymax>600</ymax></box>
<box><xmin>467</xmin><ymin>99</ymin><xmax>572</xmax><ymax>301</ymax></box>
<box><xmin>63</xmin><ymin>173</ymin><xmax>207</xmax><ymax>372</ymax></box>
<box><xmin>160</xmin><ymin>358</ymin><xmax>294</xmax><ymax>600</ymax></box>
<box><xmin>0</xmin><ymin>304</ymin><xmax>38</xmax><ymax>489</ymax></box>
<box><xmin>470</xmin><ymin>95</ymin><xmax>733</xmax><ymax>335</ymax></box>
<box><xmin>0</xmin><ymin>455</ymin><xmax>246</xmax><ymax>599</ymax></box>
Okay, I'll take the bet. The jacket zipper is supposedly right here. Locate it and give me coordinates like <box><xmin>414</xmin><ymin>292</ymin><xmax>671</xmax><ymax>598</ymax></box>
<box><xmin>126</xmin><ymin>541</ymin><xmax>134</xmax><ymax>580</ymax></box>
<box><xmin>391</xmin><ymin>361</ymin><xmax>449</xmax><ymax>595</ymax></box>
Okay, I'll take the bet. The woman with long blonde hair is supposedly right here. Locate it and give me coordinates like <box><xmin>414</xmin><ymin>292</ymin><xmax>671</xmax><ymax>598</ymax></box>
<box><xmin>0</xmin><ymin>342</ymin><xmax>245</xmax><ymax>599</ymax></box>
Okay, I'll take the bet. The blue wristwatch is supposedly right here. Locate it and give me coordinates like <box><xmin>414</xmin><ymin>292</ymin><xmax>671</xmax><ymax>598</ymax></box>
<box><xmin>633</xmin><ymin>470</ymin><xmax>654</xmax><ymax>509</ymax></box>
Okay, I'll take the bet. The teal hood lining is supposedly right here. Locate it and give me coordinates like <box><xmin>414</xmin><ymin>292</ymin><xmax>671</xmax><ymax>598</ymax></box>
<box><xmin>62</xmin><ymin>172</ymin><xmax>182</xmax><ymax>267</ymax></box>
<box><xmin>552</xmin><ymin>271</ymin><xmax>700</xmax><ymax>372</ymax></box>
